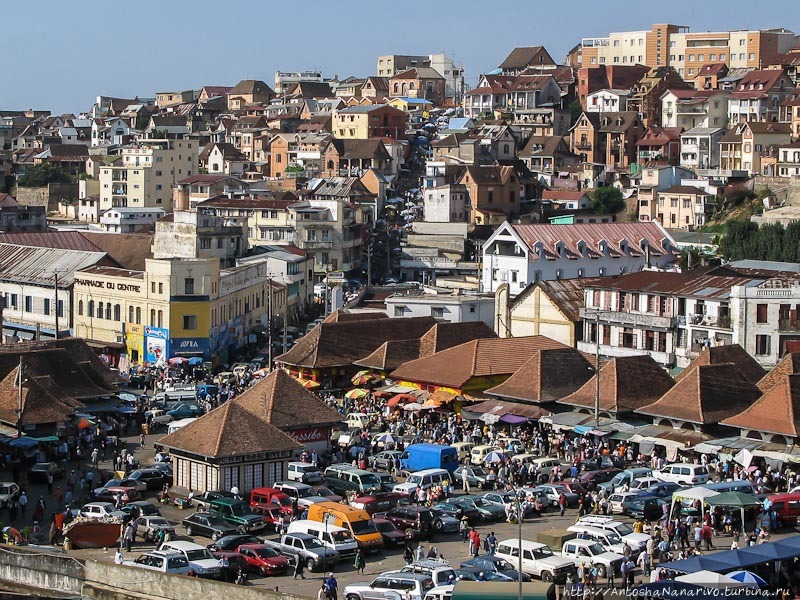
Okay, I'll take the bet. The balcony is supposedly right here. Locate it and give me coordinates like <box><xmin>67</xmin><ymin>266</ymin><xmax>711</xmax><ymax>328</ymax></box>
<box><xmin>677</xmin><ymin>314</ymin><xmax>732</xmax><ymax>329</ymax></box>
<box><xmin>303</xmin><ymin>240</ymin><xmax>334</xmax><ymax>249</ymax></box>
<box><xmin>580</xmin><ymin>307</ymin><xmax>674</xmax><ymax>329</ymax></box>
<box><xmin>577</xmin><ymin>340</ymin><xmax>674</xmax><ymax>365</ymax></box>
<box><xmin>575</xmin><ymin>141</ymin><xmax>592</xmax><ymax>150</ymax></box>
<box><xmin>778</xmin><ymin>319</ymin><xmax>800</xmax><ymax>332</ymax></box>
<box><xmin>111</xmin><ymin>172</ymin><xmax>127</xmax><ymax>181</ymax></box>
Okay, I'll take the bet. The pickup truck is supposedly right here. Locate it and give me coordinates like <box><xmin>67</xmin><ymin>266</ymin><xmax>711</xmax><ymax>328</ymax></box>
<box><xmin>559</xmin><ymin>538</ymin><xmax>625</xmax><ymax>579</ymax></box>
<box><xmin>494</xmin><ymin>538</ymin><xmax>576</xmax><ymax>583</ymax></box>
<box><xmin>208</xmin><ymin>498</ymin><xmax>265</xmax><ymax>533</ymax></box>
<box><xmin>190</xmin><ymin>491</ymin><xmax>237</xmax><ymax>512</ymax></box>
<box><xmin>260</xmin><ymin>532</ymin><xmax>338</xmax><ymax>572</ymax></box>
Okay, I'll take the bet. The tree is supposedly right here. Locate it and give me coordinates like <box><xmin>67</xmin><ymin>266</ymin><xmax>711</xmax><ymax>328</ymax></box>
<box><xmin>568</xmin><ymin>101</ymin><xmax>583</xmax><ymax>126</ymax></box>
<box><xmin>17</xmin><ymin>162</ymin><xmax>71</xmax><ymax>187</ymax></box>
<box><xmin>589</xmin><ymin>187</ymin><xmax>625</xmax><ymax>215</ymax></box>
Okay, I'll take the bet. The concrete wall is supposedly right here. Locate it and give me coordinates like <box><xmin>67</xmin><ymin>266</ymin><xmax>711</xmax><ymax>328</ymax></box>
<box><xmin>0</xmin><ymin>547</ymin><xmax>312</xmax><ymax>600</ymax></box>
<box><xmin>0</xmin><ymin>546</ymin><xmax>83</xmax><ymax>596</ymax></box>
<box><xmin>16</xmin><ymin>183</ymin><xmax>79</xmax><ymax>211</ymax></box>
<box><xmin>84</xmin><ymin>560</ymin><xmax>311</xmax><ymax>600</ymax></box>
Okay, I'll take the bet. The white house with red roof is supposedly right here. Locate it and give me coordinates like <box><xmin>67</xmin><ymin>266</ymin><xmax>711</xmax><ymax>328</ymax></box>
<box><xmin>481</xmin><ymin>221</ymin><xmax>678</xmax><ymax>294</ymax></box>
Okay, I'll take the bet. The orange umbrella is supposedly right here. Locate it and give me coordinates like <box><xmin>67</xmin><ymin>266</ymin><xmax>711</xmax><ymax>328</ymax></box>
<box><xmin>387</xmin><ymin>393</ymin><xmax>417</xmax><ymax>408</ymax></box>
<box><xmin>294</xmin><ymin>377</ymin><xmax>320</xmax><ymax>389</ymax></box>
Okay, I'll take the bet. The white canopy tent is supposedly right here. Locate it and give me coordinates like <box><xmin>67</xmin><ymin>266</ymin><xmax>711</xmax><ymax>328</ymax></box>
<box><xmin>676</xmin><ymin>570</ymin><xmax>749</xmax><ymax>589</ymax></box>
<box><xmin>669</xmin><ymin>486</ymin><xmax>720</xmax><ymax>522</ymax></box>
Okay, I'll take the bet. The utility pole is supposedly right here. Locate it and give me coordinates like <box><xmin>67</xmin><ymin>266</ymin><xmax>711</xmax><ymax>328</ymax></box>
<box><xmin>366</xmin><ymin>243</ymin><xmax>372</xmax><ymax>287</ymax></box>
<box><xmin>15</xmin><ymin>356</ymin><xmax>23</xmax><ymax>438</ymax></box>
<box><xmin>593</xmin><ymin>312</ymin><xmax>601</xmax><ymax>429</ymax></box>
<box><xmin>267</xmin><ymin>276</ymin><xmax>273</xmax><ymax>372</ymax></box>
<box><xmin>53</xmin><ymin>271</ymin><xmax>59</xmax><ymax>340</ymax></box>
<box><xmin>282</xmin><ymin>312</ymin><xmax>287</xmax><ymax>354</ymax></box>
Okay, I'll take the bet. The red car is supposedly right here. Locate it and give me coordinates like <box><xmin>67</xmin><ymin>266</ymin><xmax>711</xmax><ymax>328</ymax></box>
<box><xmin>212</xmin><ymin>551</ymin><xmax>251</xmax><ymax>582</ymax></box>
<box><xmin>250</xmin><ymin>503</ymin><xmax>291</xmax><ymax>532</ymax></box>
<box><xmin>560</xmin><ymin>481</ymin><xmax>588</xmax><ymax>497</ymax></box>
<box><xmin>95</xmin><ymin>485</ymin><xmax>141</xmax><ymax>504</ymax></box>
<box><xmin>236</xmin><ymin>544</ymin><xmax>290</xmax><ymax>576</ymax></box>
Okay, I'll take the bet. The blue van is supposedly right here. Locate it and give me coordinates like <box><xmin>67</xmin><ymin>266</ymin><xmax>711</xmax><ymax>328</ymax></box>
<box><xmin>399</xmin><ymin>444</ymin><xmax>459</xmax><ymax>474</ymax></box>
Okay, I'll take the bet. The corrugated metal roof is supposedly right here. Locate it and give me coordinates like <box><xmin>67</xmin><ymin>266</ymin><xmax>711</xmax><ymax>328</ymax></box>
<box><xmin>0</xmin><ymin>244</ymin><xmax>107</xmax><ymax>286</ymax></box>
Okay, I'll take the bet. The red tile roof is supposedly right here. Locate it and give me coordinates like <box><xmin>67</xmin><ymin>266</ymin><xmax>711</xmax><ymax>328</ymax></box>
<box><xmin>639</xmin><ymin>363</ymin><xmax>762</xmax><ymax>425</ymax></box>
<box><xmin>757</xmin><ymin>352</ymin><xmax>800</xmax><ymax>394</ymax></box>
<box><xmin>506</xmin><ymin>221</ymin><xmax>677</xmax><ymax>263</ymax></box>
<box><xmin>484</xmin><ymin>348</ymin><xmax>594</xmax><ymax>404</ymax></box>
<box><xmin>721</xmin><ymin>374</ymin><xmax>800</xmax><ymax>437</ymax></box>
<box><xmin>390</xmin><ymin>335</ymin><xmax>568</xmax><ymax>389</ymax></box>
<box><xmin>675</xmin><ymin>344</ymin><xmax>766</xmax><ymax>385</ymax></box>
<box><xmin>541</xmin><ymin>190</ymin><xmax>588</xmax><ymax>201</ymax></box>
<box><xmin>558</xmin><ymin>355</ymin><xmax>675</xmax><ymax>415</ymax></box>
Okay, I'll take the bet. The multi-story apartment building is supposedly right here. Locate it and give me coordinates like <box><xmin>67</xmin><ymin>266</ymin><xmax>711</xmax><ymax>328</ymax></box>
<box><xmin>98</xmin><ymin>139</ymin><xmax>198</xmax><ymax>212</ymax></box>
<box><xmin>274</xmin><ymin>71</ymin><xmax>324</xmax><ymax>94</ymax></box>
<box><xmin>195</xmin><ymin>193</ymin><xmax>296</xmax><ymax>248</ymax></box>
<box><xmin>481</xmin><ymin>221</ymin><xmax>678</xmax><ymax>294</ymax></box>
<box><xmin>731</xmin><ymin>276</ymin><xmax>800</xmax><ymax>368</ymax></box>
<box><xmin>581</xmin><ymin>24</ymin><xmax>796</xmax><ymax>78</ymax></box>
<box><xmin>576</xmin><ymin>269</ymin><xmax>758</xmax><ymax>369</ymax></box>
<box><xmin>289</xmin><ymin>178</ymin><xmax>372</xmax><ymax>279</ymax></box>
<box><xmin>333</xmin><ymin>105</ymin><xmax>406</xmax><ymax>139</ymax></box>
<box><xmin>719</xmin><ymin>121</ymin><xmax>792</xmax><ymax>175</ymax></box>
<box><xmin>727</xmin><ymin>69</ymin><xmax>795</xmax><ymax>124</ymax></box>
<box><xmin>652</xmin><ymin>185</ymin><xmax>714</xmax><ymax>229</ymax></box>
<box><xmin>153</xmin><ymin>210</ymin><xmax>246</xmax><ymax>269</ymax></box>
<box><xmin>99</xmin><ymin>207</ymin><xmax>164</xmax><ymax>233</ymax></box>
<box><xmin>660</xmin><ymin>89</ymin><xmax>729</xmax><ymax>129</ymax></box>
<box><xmin>172</xmin><ymin>174</ymin><xmax>247</xmax><ymax>211</ymax></box>
<box><xmin>680</xmin><ymin>127</ymin><xmax>726</xmax><ymax>170</ymax></box>
<box><xmin>586</xmin><ymin>89</ymin><xmax>630</xmax><ymax>113</ymax></box>
<box><xmin>376</xmin><ymin>54</ymin><xmax>430</xmax><ymax>77</ymax></box>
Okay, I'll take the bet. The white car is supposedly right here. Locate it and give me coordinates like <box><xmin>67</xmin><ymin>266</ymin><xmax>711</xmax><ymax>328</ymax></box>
<box><xmin>144</xmin><ymin>409</ymin><xmax>172</xmax><ymax>425</ymax></box>
<box><xmin>607</xmin><ymin>492</ymin><xmax>644</xmax><ymax>515</ymax></box>
<box><xmin>629</xmin><ymin>477</ymin><xmax>661</xmax><ymax>491</ymax></box>
<box><xmin>344</xmin><ymin>572</ymin><xmax>435</xmax><ymax>600</ymax></box>
<box><xmin>655</xmin><ymin>463</ymin><xmax>710</xmax><ymax>486</ymax></box>
<box><xmin>80</xmin><ymin>502</ymin><xmax>125</xmax><ymax>520</ymax></box>
<box><xmin>123</xmin><ymin>550</ymin><xmax>190</xmax><ymax>575</ymax></box>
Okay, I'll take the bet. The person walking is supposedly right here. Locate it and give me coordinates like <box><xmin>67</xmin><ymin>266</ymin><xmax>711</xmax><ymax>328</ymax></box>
<box><xmin>18</xmin><ymin>492</ymin><xmax>27</xmax><ymax>519</ymax></box>
<box><xmin>324</xmin><ymin>573</ymin><xmax>338</xmax><ymax>600</ymax></box>
<box><xmin>462</xmin><ymin>469</ymin><xmax>470</xmax><ymax>494</ymax></box>
<box><xmin>459</xmin><ymin>515</ymin><xmax>469</xmax><ymax>542</ymax></box>
<box><xmin>123</xmin><ymin>522</ymin><xmax>135</xmax><ymax>553</ymax></box>
<box><xmin>292</xmin><ymin>555</ymin><xmax>305</xmax><ymax>580</ymax></box>
<box><xmin>354</xmin><ymin>548</ymin><xmax>366</xmax><ymax>575</ymax></box>
<box><xmin>403</xmin><ymin>544</ymin><xmax>413</xmax><ymax>565</ymax></box>
<box><xmin>558</xmin><ymin>492</ymin><xmax>567</xmax><ymax>517</ymax></box>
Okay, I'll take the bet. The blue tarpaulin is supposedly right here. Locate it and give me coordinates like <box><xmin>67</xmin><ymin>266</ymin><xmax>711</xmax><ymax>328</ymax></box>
<box><xmin>660</xmin><ymin>535</ymin><xmax>800</xmax><ymax>572</ymax></box>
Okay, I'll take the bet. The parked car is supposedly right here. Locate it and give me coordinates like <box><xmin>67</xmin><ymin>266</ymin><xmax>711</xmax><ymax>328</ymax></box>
<box><xmin>207</xmin><ymin>534</ymin><xmax>263</xmax><ymax>552</ymax></box>
<box><xmin>454</xmin><ymin>466</ymin><xmax>494</xmax><ymax>489</ymax></box>
<box><xmin>461</xmin><ymin>495</ymin><xmax>505</xmax><ymax>521</ymax></box>
<box><xmin>212</xmin><ymin>550</ymin><xmax>251</xmax><ymax>582</ymax></box>
<box><xmin>286</xmin><ymin>461</ymin><xmax>323</xmax><ymax>484</ymax></box>
<box><xmin>578</xmin><ymin>468</ymin><xmax>622</xmax><ymax>491</ymax></box>
<box><xmin>134</xmin><ymin>516</ymin><xmax>176</xmax><ymax>542</ymax></box>
<box><xmin>94</xmin><ymin>484</ymin><xmax>141</xmax><ymax>504</ymax></box>
<box><xmin>127</xmin><ymin>469</ymin><xmax>170</xmax><ymax>491</ymax></box>
<box><xmin>370</xmin><ymin>450</ymin><xmax>402</xmax><ymax>471</ymax></box>
<box><xmin>376</xmin><ymin>473</ymin><xmax>399</xmax><ymax>492</ymax></box>
<box><xmin>560</xmin><ymin>481</ymin><xmax>589</xmax><ymax>497</ymax></box>
<box><xmin>122</xmin><ymin>550</ymin><xmax>189</xmax><ymax>575</ymax></box>
<box><xmin>344</xmin><ymin>572</ymin><xmax>435</xmax><ymax>600</ymax></box>
<box><xmin>80</xmin><ymin>502</ymin><xmax>125</xmax><ymax>520</ymax></box>
<box><xmin>431</xmin><ymin>501</ymin><xmax>481</xmax><ymax>526</ymax></box>
<box><xmin>373</xmin><ymin>517</ymin><xmax>409</xmax><ymax>547</ymax></box>
<box><xmin>182</xmin><ymin>512</ymin><xmax>239</xmax><ymax>541</ymax></box>
<box><xmin>158</xmin><ymin>540</ymin><xmax>222</xmax><ymax>579</ymax></box>
<box><xmin>377</xmin><ymin>506</ymin><xmax>438</xmax><ymax>538</ymax></box>
<box><xmin>29</xmin><ymin>462</ymin><xmax>64</xmax><ymax>483</ymax></box>
<box><xmin>607</xmin><ymin>491</ymin><xmax>648</xmax><ymax>515</ymax></box>
<box><xmin>191</xmin><ymin>491</ymin><xmax>238</xmax><ymax>511</ymax></box>
<box><xmin>480</xmin><ymin>491</ymin><xmax>539</xmax><ymax>518</ymax></box>
<box><xmin>532</xmin><ymin>485</ymin><xmax>579</xmax><ymax>508</ymax></box>
<box><xmin>250</xmin><ymin>503</ymin><xmax>291</xmax><ymax>532</ymax></box>
<box><xmin>625</xmin><ymin>496</ymin><xmax>670</xmax><ymax>521</ymax></box>
<box><xmin>119</xmin><ymin>501</ymin><xmax>161</xmax><ymax>521</ymax></box>
<box><xmin>642</xmin><ymin>481</ymin><xmax>683</xmax><ymax>498</ymax></box>
<box><xmin>0</xmin><ymin>482</ymin><xmax>19</xmax><ymax>508</ymax></box>
<box><xmin>459</xmin><ymin>555</ymin><xmax>531</xmax><ymax>582</ymax></box>
<box><xmin>236</xmin><ymin>543</ymin><xmax>290</xmax><ymax>577</ymax></box>
<box><xmin>313</xmin><ymin>486</ymin><xmax>343</xmax><ymax>503</ymax></box>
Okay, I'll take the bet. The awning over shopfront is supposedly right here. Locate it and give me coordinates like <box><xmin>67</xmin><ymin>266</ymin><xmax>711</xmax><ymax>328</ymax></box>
<box><xmin>461</xmin><ymin>399</ymin><xmax>552</xmax><ymax>423</ymax></box>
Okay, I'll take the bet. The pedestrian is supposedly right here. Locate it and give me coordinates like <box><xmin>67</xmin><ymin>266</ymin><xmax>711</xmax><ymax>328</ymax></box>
<box><xmin>354</xmin><ymin>548</ymin><xmax>365</xmax><ymax>575</ymax></box>
<box><xmin>558</xmin><ymin>492</ymin><xmax>567</xmax><ymax>517</ymax></box>
<box><xmin>91</xmin><ymin>448</ymin><xmax>99</xmax><ymax>469</ymax></box>
<box><xmin>292</xmin><ymin>555</ymin><xmax>305</xmax><ymax>580</ymax></box>
<box><xmin>47</xmin><ymin>472</ymin><xmax>54</xmax><ymax>494</ymax></box>
<box><xmin>139</xmin><ymin>433</ymin><xmax>146</xmax><ymax>448</ymax></box>
<box><xmin>403</xmin><ymin>544</ymin><xmax>413</xmax><ymax>565</ymax></box>
<box><xmin>317</xmin><ymin>583</ymin><xmax>328</xmax><ymax>600</ymax></box>
<box><xmin>694</xmin><ymin>524</ymin><xmax>702</xmax><ymax>549</ymax></box>
<box><xmin>114</xmin><ymin>549</ymin><xmax>124</xmax><ymax>564</ymax></box>
<box><xmin>18</xmin><ymin>491</ymin><xmax>27</xmax><ymax>519</ymax></box>
<box><xmin>469</xmin><ymin>528</ymin><xmax>481</xmax><ymax>557</ymax></box>
<box><xmin>620</xmin><ymin>559</ymin><xmax>629</xmax><ymax>590</ymax></box>
<box><xmin>637</xmin><ymin>548</ymin><xmax>650</xmax><ymax>577</ymax></box>
<box><xmin>488</xmin><ymin>531</ymin><xmax>497</xmax><ymax>554</ymax></box>
<box><xmin>607</xmin><ymin>559</ymin><xmax>615</xmax><ymax>589</ymax></box>
<box><xmin>123</xmin><ymin>522</ymin><xmax>134</xmax><ymax>553</ymax></box>
<box><xmin>625</xmin><ymin>559</ymin><xmax>635</xmax><ymax>588</ymax></box>
<box><xmin>324</xmin><ymin>572</ymin><xmax>338</xmax><ymax>600</ymax></box>
<box><xmin>462</xmin><ymin>469</ymin><xmax>470</xmax><ymax>494</ymax></box>
<box><xmin>416</xmin><ymin>544</ymin><xmax>425</xmax><ymax>562</ymax></box>
<box><xmin>427</xmin><ymin>546</ymin><xmax>438</xmax><ymax>559</ymax></box>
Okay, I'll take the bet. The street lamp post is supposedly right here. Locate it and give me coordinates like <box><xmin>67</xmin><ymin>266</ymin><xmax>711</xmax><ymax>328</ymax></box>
<box><xmin>517</xmin><ymin>495</ymin><xmax>523</xmax><ymax>600</ymax></box>
<box><xmin>593</xmin><ymin>312</ymin><xmax>601</xmax><ymax>430</ymax></box>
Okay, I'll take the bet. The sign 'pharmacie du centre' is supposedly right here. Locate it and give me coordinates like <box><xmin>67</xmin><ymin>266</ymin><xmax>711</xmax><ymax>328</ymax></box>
<box><xmin>75</xmin><ymin>278</ymin><xmax>142</xmax><ymax>293</ymax></box>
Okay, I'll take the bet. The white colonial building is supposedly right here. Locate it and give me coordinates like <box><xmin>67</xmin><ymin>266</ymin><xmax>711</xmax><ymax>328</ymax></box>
<box><xmin>481</xmin><ymin>221</ymin><xmax>679</xmax><ymax>294</ymax></box>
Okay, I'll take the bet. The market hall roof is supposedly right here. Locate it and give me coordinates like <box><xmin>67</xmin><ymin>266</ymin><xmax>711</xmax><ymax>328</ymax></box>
<box><xmin>485</xmin><ymin>348</ymin><xmax>595</xmax><ymax>404</ymax></box>
<box><xmin>558</xmin><ymin>355</ymin><xmax>676</xmax><ymax>415</ymax></box>
<box><xmin>675</xmin><ymin>344</ymin><xmax>766</xmax><ymax>385</ymax></box>
<box><xmin>390</xmin><ymin>335</ymin><xmax>568</xmax><ymax>390</ymax></box>
<box><xmin>276</xmin><ymin>316</ymin><xmax>437</xmax><ymax>369</ymax></box>
<box><xmin>721</xmin><ymin>374</ymin><xmax>800</xmax><ymax>438</ymax></box>
<box><xmin>757</xmin><ymin>352</ymin><xmax>800</xmax><ymax>394</ymax></box>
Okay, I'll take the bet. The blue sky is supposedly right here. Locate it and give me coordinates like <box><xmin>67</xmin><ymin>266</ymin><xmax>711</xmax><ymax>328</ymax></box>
<box><xmin>4</xmin><ymin>0</ymin><xmax>799</xmax><ymax>113</ymax></box>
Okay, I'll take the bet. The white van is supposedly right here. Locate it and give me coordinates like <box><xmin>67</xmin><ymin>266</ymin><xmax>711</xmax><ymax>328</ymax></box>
<box><xmin>566</xmin><ymin>524</ymin><xmax>639</xmax><ymax>558</ymax></box>
<box><xmin>287</xmin><ymin>461</ymin><xmax>323</xmax><ymax>484</ymax></box>
<box><xmin>655</xmin><ymin>463</ymin><xmax>710</xmax><ymax>486</ymax></box>
<box><xmin>393</xmin><ymin>468</ymin><xmax>450</xmax><ymax>495</ymax></box>
<box><xmin>167</xmin><ymin>418</ymin><xmax>197</xmax><ymax>435</ymax></box>
<box><xmin>450</xmin><ymin>442</ymin><xmax>473</xmax><ymax>463</ymax></box>
<box><xmin>345</xmin><ymin>413</ymin><xmax>370</xmax><ymax>430</ymax></box>
<box><xmin>470</xmin><ymin>445</ymin><xmax>499</xmax><ymax>466</ymax></box>
<box><xmin>287</xmin><ymin>519</ymin><xmax>358</xmax><ymax>557</ymax></box>
<box><xmin>158</xmin><ymin>540</ymin><xmax>221</xmax><ymax>578</ymax></box>
<box><xmin>154</xmin><ymin>388</ymin><xmax>196</xmax><ymax>407</ymax></box>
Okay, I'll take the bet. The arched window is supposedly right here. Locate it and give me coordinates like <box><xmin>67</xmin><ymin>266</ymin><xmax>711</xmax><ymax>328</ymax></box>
<box><xmin>129</xmin><ymin>306</ymin><xmax>134</xmax><ymax>323</ymax></box>
<box><xmin>114</xmin><ymin>304</ymin><xmax>121</xmax><ymax>321</ymax></box>
<box><xmin>409</xmin><ymin>82</ymin><xmax>415</xmax><ymax>90</ymax></box>
<box><xmin>150</xmin><ymin>309</ymin><xmax>156</xmax><ymax>326</ymax></box>
<box><xmin>96</xmin><ymin>303</ymin><xmax>103</xmax><ymax>319</ymax></box>
<box><xmin>105</xmin><ymin>303</ymin><xmax>111</xmax><ymax>320</ymax></box>
<box><xmin>393</xmin><ymin>83</ymin><xmax>399</xmax><ymax>94</ymax></box>
<box><xmin>135</xmin><ymin>307</ymin><xmax>141</xmax><ymax>324</ymax></box>
<box><xmin>327</xmin><ymin>160</ymin><xmax>334</xmax><ymax>170</ymax></box>
<box><xmin>88</xmin><ymin>300</ymin><xmax>94</xmax><ymax>317</ymax></box>
<box><xmin>78</xmin><ymin>300</ymin><xmax>83</xmax><ymax>316</ymax></box>
<box><xmin>157</xmin><ymin>310</ymin><xmax>163</xmax><ymax>328</ymax></box>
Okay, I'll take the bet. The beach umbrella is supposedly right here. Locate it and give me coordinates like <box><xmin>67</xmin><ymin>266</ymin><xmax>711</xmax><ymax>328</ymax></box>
<box><xmin>375</xmin><ymin>433</ymin><xmax>399</xmax><ymax>445</ymax></box>
<box><xmin>293</xmin><ymin>376</ymin><xmax>320</xmax><ymax>389</ymax></box>
<box><xmin>188</xmin><ymin>357</ymin><xmax>204</xmax><ymax>366</ymax></box>
<box><xmin>345</xmin><ymin>389</ymin><xmax>368</xmax><ymax>400</ymax></box>
<box><xmin>484</xmin><ymin>450</ymin><xmax>506</xmax><ymax>464</ymax></box>
<box><xmin>351</xmin><ymin>370</ymin><xmax>370</xmax><ymax>383</ymax></box>
<box><xmin>727</xmin><ymin>571</ymin><xmax>768</xmax><ymax>589</ymax></box>
<box><xmin>168</xmin><ymin>357</ymin><xmax>188</xmax><ymax>365</ymax></box>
